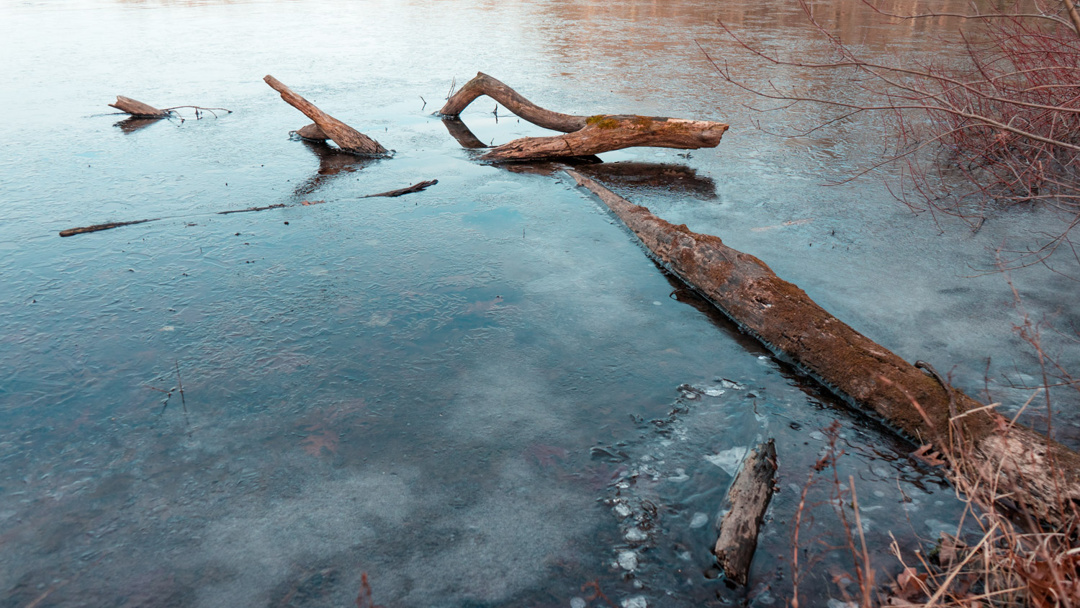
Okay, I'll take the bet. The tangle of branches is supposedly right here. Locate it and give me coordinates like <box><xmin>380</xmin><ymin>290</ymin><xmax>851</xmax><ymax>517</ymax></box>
<box><xmin>706</xmin><ymin>0</ymin><xmax>1080</xmax><ymax>272</ymax></box>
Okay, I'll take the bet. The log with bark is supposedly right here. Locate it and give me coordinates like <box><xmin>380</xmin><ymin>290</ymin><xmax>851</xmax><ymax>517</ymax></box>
<box><xmin>714</xmin><ymin>440</ymin><xmax>777</xmax><ymax>586</ymax></box>
<box><xmin>438</xmin><ymin>72</ymin><xmax>729</xmax><ymax>161</ymax></box>
<box><xmin>109</xmin><ymin>96</ymin><xmax>170</xmax><ymax>118</ymax></box>
<box><xmin>264</xmin><ymin>75</ymin><xmax>387</xmax><ymax>155</ymax></box>
<box><xmin>565</xmin><ymin>169</ymin><xmax>1080</xmax><ymax>528</ymax></box>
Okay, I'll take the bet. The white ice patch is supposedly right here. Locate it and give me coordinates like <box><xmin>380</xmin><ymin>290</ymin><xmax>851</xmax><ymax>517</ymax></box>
<box><xmin>624</xmin><ymin>527</ymin><xmax>647</xmax><ymax>542</ymax></box>
<box><xmin>828</xmin><ymin>600</ymin><xmax>858</xmax><ymax>608</ymax></box>
<box><xmin>667</xmin><ymin>468</ymin><xmax>689</xmax><ymax>483</ymax></box>
<box><xmin>704</xmin><ymin>446</ymin><xmax>749</xmax><ymax>476</ymax></box>
<box><xmin>570</xmin><ymin>598</ymin><xmax>586</xmax><ymax>608</ymax></box>
<box><xmin>617</xmin><ymin>550</ymin><xmax>638</xmax><ymax>571</ymax></box>
<box><xmin>622</xmin><ymin>596</ymin><xmax>647</xmax><ymax>608</ymax></box>
<box><xmin>614</xmin><ymin>503</ymin><xmax>632</xmax><ymax>519</ymax></box>
<box><xmin>689</xmin><ymin>512</ymin><xmax>709</xmax><ymax>529</ymax></box>
<box><xmin>701</xmin><ymin>387</ymin><xmax>725</xmax><ymax>397</ymax></box>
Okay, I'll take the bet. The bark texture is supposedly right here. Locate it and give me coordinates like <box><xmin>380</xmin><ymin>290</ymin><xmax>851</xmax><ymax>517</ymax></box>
<box><xmin>566</xmin><ymin>169</ymin><xmax>1080</xmax><ymax>526</ymax></box>
<box><xmin>438</xmin><ymin>73</ymin><xmax>729</xmax><ymax>161</ymax></box>
<box><xmin>264</xmin><ymin>75</ymin><xmax>386</xmax><ymax>155</ymax></box>
<box><xmin>484</xmin><ymin>115</ymin><xmax>729</xmax><ymax>161</ymax></box>
<box><xmin>109</xmin><ymin>96</ymin><xmax>169</xmax><ymax>118</ymax></box>
<box><xmin>714</xmin><ymin>440</ymin><xmax>777</xmax><ymax>586</ymax></box>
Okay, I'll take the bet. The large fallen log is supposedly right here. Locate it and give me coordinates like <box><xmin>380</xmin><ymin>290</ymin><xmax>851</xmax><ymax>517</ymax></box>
<box><xmin>714</xmin><ymin>440</ymin><xmax>777</xmax><ymax>586</ymax></box>
<box><xmin>565</xmin><ymin>169</ymin><xmax>1080</xmax><ymax>527</ymax></box>
<box><xmin>264</xmin><ymin>75</ymin><xmax>387</xmax><ymax>155</ymax></box>
<box><xmin>438</xmin><ymin>73</ymin><xmax>729</xmax><ymax>161</ymax></box>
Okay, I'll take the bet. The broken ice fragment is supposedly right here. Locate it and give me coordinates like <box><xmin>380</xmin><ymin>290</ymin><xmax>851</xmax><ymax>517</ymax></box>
<box><xmin>689</xmin><ymin>512</ymin><xmax>709</xmax><ymax>528</ymax></box>
<box><xmin>704</xmin><ymin>446</ymin><xmax>749</xmax><ymax>476</ymax></box>
<box><xmin>614</xmin><ymin>503</ymin><xmax>632</xmax><ymax>518</ymax></box>
<box><xmin>617</xmin><ymin>550</ymin><xmax>638</xmax><ymax>571</ymax></box>
<box><xmin>717</xmin><ymin>378</ymin><xmax>746</xmax><ymax>390</ymax></box>
<box><xmin>570</xmin><ymin>598</ymin><xmax>586</xmax><ymax>608</ymax></box>
<box><xmin>622</xmin><ymin>596</ymin><xmax>647</xmax><ymax>608</ymax></box>
<box><xmin>624</xmin><ymin>527</ymin><xmax>647</xmax><ymax>542</ymax></box>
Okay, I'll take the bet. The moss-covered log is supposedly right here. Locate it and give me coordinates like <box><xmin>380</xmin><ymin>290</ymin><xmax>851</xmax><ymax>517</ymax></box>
<box><xmin>566</xmin><ymin>169</ymin><xmax>1080</xmax><ymax>527</ymax></box>
<box><xmin>438</xmin><ymin>73</ymin><xmax>729</xmax><ymax>161</ymax></box>
<box><xmin>264</xmin><ymin>75</ymin><xmax>386</xmax><ymax>155</ymax></box>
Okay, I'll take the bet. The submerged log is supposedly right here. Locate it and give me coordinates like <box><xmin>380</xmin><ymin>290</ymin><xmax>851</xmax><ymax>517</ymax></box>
<box><xmin>363</xmin><ymin>180</ymin><xmax>438</xmax><ymax>198</ymax></box>
<box><xmin>565</xmin><ymin>169</ymin><xmax>1080</xmax><ymax>527</ymax></box>
<box><xmin>714</xmin><ymin>440</ymin><xmax>777</xmax><ymax>586</ymax></box>
<box><xmin>438</xmin><ymin>72</ymin><xmax>729</xmax><ymax>161</ymax></box>
<box><xmin>109</xmin><ymin>96</ymin><xmax>169</xmax><ymax>118</ymax></box>
<box><xmin>59</xmin><ymin>218</ymin><xmax>156</xmax><ymax>237</ymax></box>
<box><xmin>264</xmin><ymin>75</ymin><xmax>387</xmax><ymax>155</ymax></box>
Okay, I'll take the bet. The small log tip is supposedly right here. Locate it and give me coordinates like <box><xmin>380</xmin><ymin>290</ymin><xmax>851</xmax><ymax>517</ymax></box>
<box><xmin>110</xmin><ymin>96</ymin><xmax>169</xmax><ymax>118</ymax></box>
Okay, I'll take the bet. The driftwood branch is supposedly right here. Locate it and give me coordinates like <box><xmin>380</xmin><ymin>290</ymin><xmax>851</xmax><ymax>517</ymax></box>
<box><xmin>363</xmin><ymin>180</ymin><xmax>438</xmax><ymax>198</ymax></box>
<box><xmin>264</xmin><ymin>75</ymin><xmax>387</xmax><ymax>155</ymax></box>
<box><xmin>714</xmin><ymin>440</ymin><xmax>777</xmax><ymax>586</ymax></box>
<box><xmin>438</xmin><ymin>73</ymin><xmax>729</xmax><ymax>161</ymax></box>
<box><xmin>565</xmin><ymin>169</ymin><xmax>1080</xmax><ymax>527</ymax></box>
<box><xmin>109</xmin><ymin>96</ymin><xmax>169</xmax><ymax>118</ymax></box>
<box><xmin>59</xmin><ymin>219</ymin><xmax>156</xmax><ymax>237</ymax></box>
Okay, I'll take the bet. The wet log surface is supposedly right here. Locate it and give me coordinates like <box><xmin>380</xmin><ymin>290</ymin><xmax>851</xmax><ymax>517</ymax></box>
<box><xmin>565</xmin><ymin>169</ymin><xmax>1080</xmax><ymax>527</ymax></box>
<box><xmin>714</xmin><ymin>440</ymin><xmax>777</xmax><ymax>586</ymax></box>
<box><xmin>109</xmin><ymin>96</ymin><xmax>169</xmax><ymax>118</ymax></box>
<box><xmin>264</xmin><ymin>75</ymin><xmax>387</xmax><ymax>155</ymax></box>
<box><xmin>438</xmin><ymin>73</ymin><xmax>729</xmax><ymax>161</ymax></box>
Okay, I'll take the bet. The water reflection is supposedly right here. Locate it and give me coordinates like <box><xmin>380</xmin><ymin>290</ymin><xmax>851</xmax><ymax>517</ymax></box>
<box><xmin>574</xmin><ymin>161</ymin><xmax>717</xmax><ymax>198</ymax></box>
<box><xmin>441</xmin><ymin>117</ymin><xmax>488</xmax><ymax>150</ymax></box>
<box><xmin>114</xmin><ymin>116</ymin><xmax>164</xmax><ymax>134</ymax></box>
<box><xmin>292</xmin><ymin>139</ymin><xmax>370</xmax><ymax>198</ymax></box>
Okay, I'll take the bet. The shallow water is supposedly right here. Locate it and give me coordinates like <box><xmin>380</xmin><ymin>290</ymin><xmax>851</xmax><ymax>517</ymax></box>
<box><xmin>1</xmin><ymin>0</ymin><xmax>1076</xmax><ymax>606</ymax></box>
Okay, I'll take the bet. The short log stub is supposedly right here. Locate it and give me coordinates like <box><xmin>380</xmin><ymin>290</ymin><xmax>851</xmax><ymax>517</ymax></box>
<box><xmin>295</xmin><ymin>123</ymin><xmax>329</xmax><ymax>141</ymax></box>
<box><xmin>109</xmin><ymin>96</ymin><xmax>169</xmax><ymax>118</ymax></box>
<box><xmin>714</xmin><ymin>440</ymin><xmax>777</xmax><ymax>586</ymax></box>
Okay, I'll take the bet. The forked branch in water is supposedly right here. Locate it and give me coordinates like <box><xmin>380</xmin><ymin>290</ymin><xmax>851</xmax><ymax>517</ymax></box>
<box><xmin>439</xmin><ymin>72</ymin><xmax>729</xmax><ymax>161</ymax></box>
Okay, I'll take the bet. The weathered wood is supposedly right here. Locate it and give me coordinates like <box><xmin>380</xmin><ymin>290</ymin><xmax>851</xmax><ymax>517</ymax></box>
<box><xmin>263</xmin><ymin>75</ymin><xmax>387</xmax><ymax>155</ymax></box>
<box><xmin>295</xmin><ymin>123</ymin><xmax>329</xmax><ymax>141</ymax></box>
<box><xmin>714</xmin><ymin>440</ymin><xmax>777</xmax><ymax>586</ymax></box>
<box><xmin>439</xmin><ymin>72</ymin><xmax>588</xmax><ymax>133</ymax></box>
<box><xmin>109</xmin><ymin>96</ymin><xmax>169</xmax><ymax>118</ymax></box>
<box><xmin>363</xmin><ymin>180</ymin><xmax>438</xmax><ymax>198</ymax></box>
<box><xmin>483</xmin><ymin>115</ymin><xmax>729</xmax><ymax>161</ymax></box>
<box><xmin>565</xmin><ymin>169</ymin><xmax>1080</xmax><ymax>527</ymax></box>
